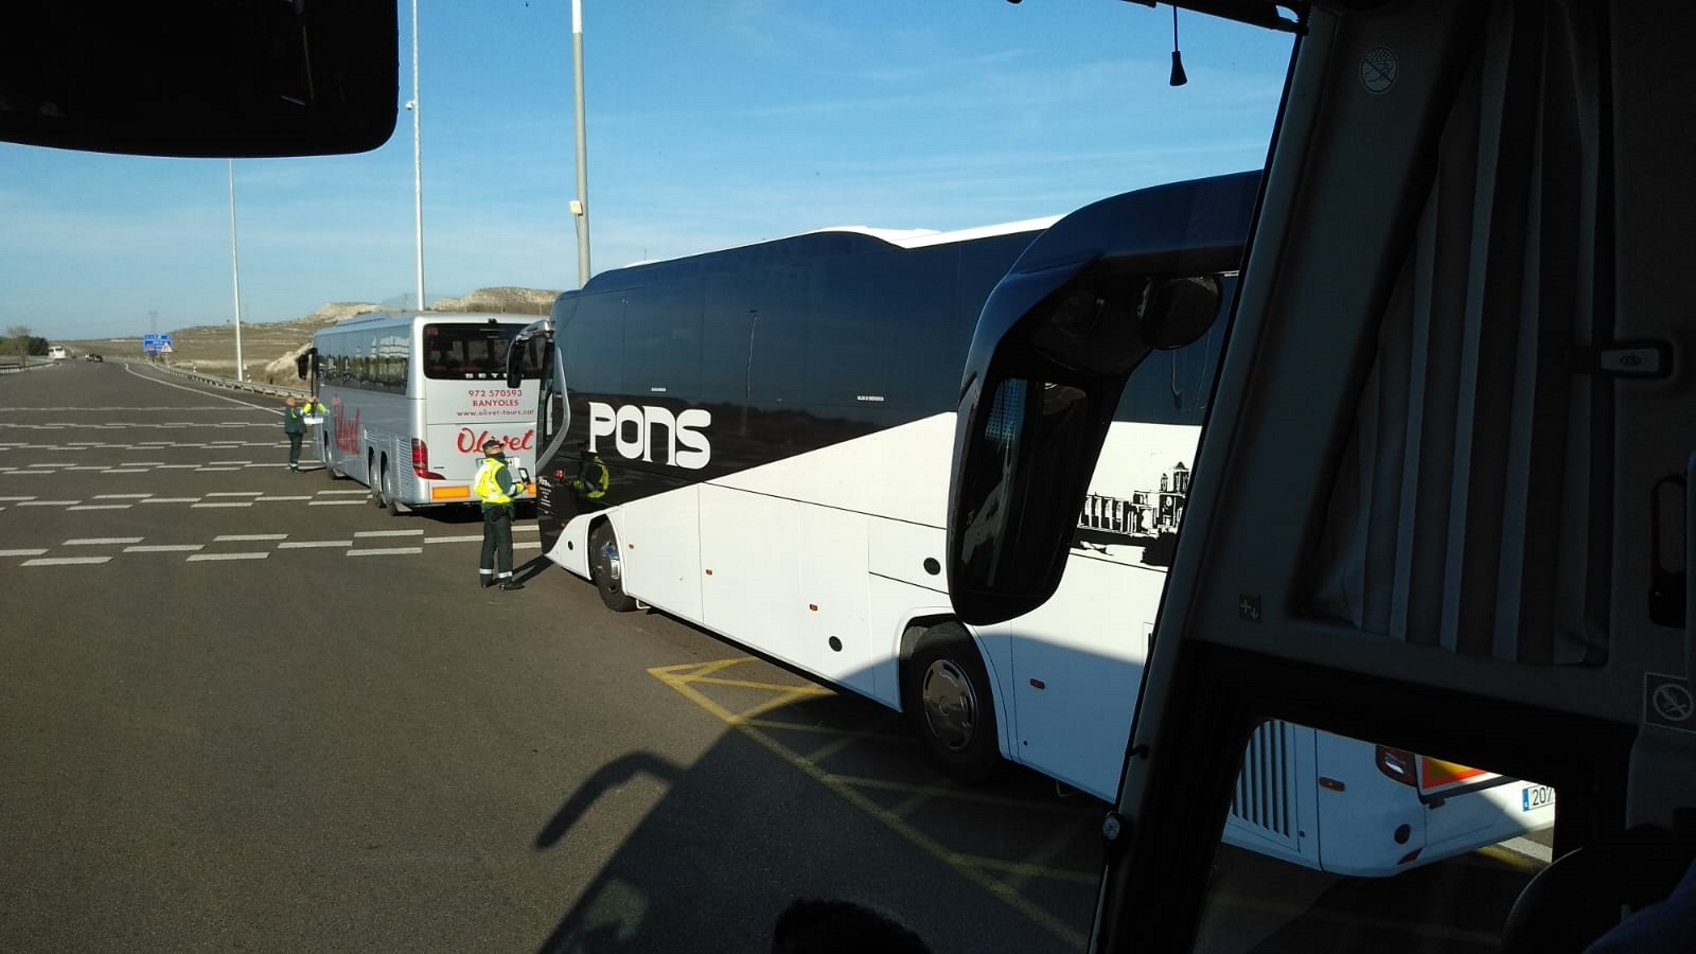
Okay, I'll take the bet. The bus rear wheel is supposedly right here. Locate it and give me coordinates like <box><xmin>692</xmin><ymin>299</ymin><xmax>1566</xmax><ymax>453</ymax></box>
<box><xmin>906</xmin><ymin>625</ymin><xmax>1002</xmax><ymax>783</ymax></box>
<box><xmin>369</xmin><ymin>458</ymin><xmax>386</xmax><ymax>509</ymax></box>
<box><xmin>589</xmin><ymin>521</ymin><xmax>638</xmax><ymax>612</ymax></box>
<box><xmin>383</xmin><ymin>465</ymin><xmax>403</xmax><ymax>517</ymax></box>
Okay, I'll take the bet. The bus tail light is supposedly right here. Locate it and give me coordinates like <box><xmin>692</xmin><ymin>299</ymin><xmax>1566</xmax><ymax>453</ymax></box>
<box><xmin>1375</xmin><ymin>745</ymin><xmax>1417</xmax><ymax>787</ymax></box>
<box><xmin>412</xmin><ymin>439</ymin><xmax>446</xmax><ymax>480</ymax></box>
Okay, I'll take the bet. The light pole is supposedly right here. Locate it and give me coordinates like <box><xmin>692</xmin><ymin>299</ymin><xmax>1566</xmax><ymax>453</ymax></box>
<box><xmin>410</xmin><ymin>0</ymin><xmax>426</xmax><ymax>313</ymax></box>
<box><xmin>227</xmin><ymin>160</ymin><xmax>245</xmax><ymax>382</ymax></box>
<box><xmin>571</xmin><ymin>0</ymin><xmax>591</xmax><ymax>287</ymax></box>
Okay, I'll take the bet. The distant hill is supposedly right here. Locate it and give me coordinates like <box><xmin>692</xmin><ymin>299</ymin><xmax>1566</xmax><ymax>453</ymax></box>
<box><xmin>64</xmin><ymin>288</ymin><xmax>561</xmax><ymax>385</ymax></box>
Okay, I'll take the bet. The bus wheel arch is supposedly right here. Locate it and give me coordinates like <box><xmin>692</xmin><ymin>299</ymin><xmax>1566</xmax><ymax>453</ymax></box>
<box><xmin>903</xmin><ymin>620</ymin><xmax>1003</xmax><ymax>783</ymax></box>
<box><xmin>588</xmin><ymin>519</ymin><xmax>638</xmax><ymax>613</ymax></box>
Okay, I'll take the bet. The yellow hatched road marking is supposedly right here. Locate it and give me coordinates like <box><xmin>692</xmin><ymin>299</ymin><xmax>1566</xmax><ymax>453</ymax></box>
<box><xmin>648</xmin><ymin>658</ymin><xmax>1089</xmax><ymax>951</ymax></box>
<box><xmin>952</xmin><ymin>855</ymin><xmax>1101</xmax><ymax>887</ymax></box>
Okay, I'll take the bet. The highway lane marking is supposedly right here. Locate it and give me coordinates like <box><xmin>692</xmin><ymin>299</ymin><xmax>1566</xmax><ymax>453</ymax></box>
<box><xmin>215</xmin><ymin>534</ymin><xmax>288</xmax><ymax>542</ymax></box>
<box><xmin>186</xmin><ymin>552</ymin><xmax>270</xmax><ymax>562</ymax></box>
<box><xmin>309</xmin><ymin>500</ymin><xmax>366</xmax><ymax>506</ymax></box>
<box><xmin>0</xmin><ymin>548</ymin><xmax>50</xmax><ymax>557</ymax></box>
<box><xmin>124</xmin><ymin>544</ymin><xmax>205</xmax><ymax>553</ymax></box>
<box><xmin>141</xmin><ymin>497</ymin><xmax>202</xmax><ymax>504</ymax></box>
<box><xmin>426</xmin><ymin>535</ymin><xmax>485</xmax><ymax>544</ymax></box>
<box><xmin>207</xmin><ymin>491</ymin><xmax>264</xmax><ymax>497</ymax></box>
<box><xmin>68</xmin><ymin>504</ymin><xmax>132</xmax><ymax>511</ymax></box>
<box><xmin>320</xmin><ymin>490</ymin><xmax>368</xmax><ymax>495</ymax></box>
<box><xmin>258</xmin><ymin>496</ymin><xmax>313</xmax><ymax>502</ymax></box>
<box><xmin>348</xmin><ymin>547</ymin><xmax>425</xmax><ymax>557</ymax></box>
<box><xmin>22</xmin><ymin>557</ymin><xmax>113</xmax><ymax>567</ymax></box>
<box><xmin>0</xmin><ymin>495</ymin><xmax>38</xmax><ymax>501</ymax></box>
<box><xmin>277</xmin><ymin>540</ymin><xmax>353</xmax><ymax>549</ymax></box>
<box><xmin>192</xmin><ymin>502</ymin><xmax>253</xmax><ymax>508</ymax></box>
<box><xmin>17</xmin><ymin>500</ymin><xmax>81</xmax><ymax>506</ymax></box>
<box><xmin>65</xmin><ymin>537</ymin><xmax>146</xmax><ymax>545</ymax></box>
<box><xmin>94</xmin><ymin>494</ymin><xmax>152</xmax><ymax>499</ymax></box>
<box><xmin>354</xmin><ymin>529</ymin><xmax>425</xmax><ymax>537</ymax></box>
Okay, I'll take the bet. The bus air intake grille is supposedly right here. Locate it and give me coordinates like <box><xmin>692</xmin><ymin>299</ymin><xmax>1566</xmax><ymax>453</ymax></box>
<box><xmin>1230</xmin><ymin>720</ymin><xmax>1294</xmax><ymax>838</ymax></box>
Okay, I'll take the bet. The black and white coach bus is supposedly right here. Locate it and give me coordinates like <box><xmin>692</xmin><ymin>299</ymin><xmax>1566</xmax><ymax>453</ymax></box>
<box><xmin>507</xmin><ymin>173</ymin><xmax>1552</xmax><ymax>875</ymax></box>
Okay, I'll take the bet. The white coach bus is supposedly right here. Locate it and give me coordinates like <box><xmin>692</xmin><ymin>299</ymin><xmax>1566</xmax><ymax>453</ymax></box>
<box><xmin>506</xmin><ymin>174</ymin><xmax>1554</xmax><ymax>876</ymax></box>
<box><xmin>300</xmin><ymin>312</ymin><xmax>543</xmax><ymax>513</ymax></box>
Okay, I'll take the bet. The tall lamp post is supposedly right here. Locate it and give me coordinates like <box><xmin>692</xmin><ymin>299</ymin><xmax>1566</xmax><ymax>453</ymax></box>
<box><xmin>410</xmin><ymin>0</ymin><xmax>426</xmax><ymax>313</ymax></box>
<box><xmin>571</xmin><ymin>0</ymin><xmax>591</xmax><ymax>288</ymax></box>
<box><xmin>227</xmin><ymin>160</ymin><xmax>245</xmax><ymax>382</ymax></box>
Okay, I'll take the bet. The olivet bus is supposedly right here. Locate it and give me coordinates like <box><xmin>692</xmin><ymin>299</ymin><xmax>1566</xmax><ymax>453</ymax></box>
<box><xmin>504</xmin><ymin>173</ymin><xmax>1553</xmax><ymax>876</ymax></box>
<box><xmin>297</xmin><ymin>312</ymin><xmax>543</xmax><ymax>513</ymax></box>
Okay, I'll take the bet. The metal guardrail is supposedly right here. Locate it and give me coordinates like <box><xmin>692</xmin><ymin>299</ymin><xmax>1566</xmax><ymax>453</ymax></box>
<box><xmin>145</xmin><ymin>362</ymin><xmax>311</xmax><ymax>401</ymax></box>
<box><xmin>0</xmin><ymin>356</ymin><xmax>54</xmax><ymax>375</ymax></box>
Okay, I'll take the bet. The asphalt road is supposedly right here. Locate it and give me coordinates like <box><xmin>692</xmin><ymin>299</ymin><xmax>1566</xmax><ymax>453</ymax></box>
<box><xmin>1</xmin><ymin>361</ymin><xmax>1548</xmax><ymax>953</ymax></box>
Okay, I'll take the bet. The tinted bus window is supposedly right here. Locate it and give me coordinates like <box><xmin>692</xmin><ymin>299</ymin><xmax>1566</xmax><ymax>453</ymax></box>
<box><xmin>424</xmin><ymin>324</ymin><xmax>537</xmax><ymax>380</ymax></box>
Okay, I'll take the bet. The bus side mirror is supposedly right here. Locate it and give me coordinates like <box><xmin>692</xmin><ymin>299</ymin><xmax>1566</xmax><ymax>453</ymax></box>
<box><xmin>947</xmin><ymin>267</ymin><xmax>1224</xmax><ymax>625</ymax></box>
<box><xmin>296</xmin><ymin>355</ymin><xmax>310</xmax><ymax>380</ymax></box>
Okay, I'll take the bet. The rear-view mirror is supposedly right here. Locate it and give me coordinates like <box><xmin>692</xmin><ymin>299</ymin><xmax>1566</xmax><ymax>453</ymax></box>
<box><xmin>2</xmin><ymin>2</ymin><xmax>398</xmax><ymax>158</ymax></box>
<box><xmin>946</xmin><ymin>172</ymin><xmax>1257</xmax><ymax>626</ymax></box>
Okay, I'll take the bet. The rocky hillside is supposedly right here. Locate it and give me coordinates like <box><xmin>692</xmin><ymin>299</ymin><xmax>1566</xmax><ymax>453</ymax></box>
<box><xmin>65</xmin><ymin>289</ymin><xmax>560</xmax><ymax>385</ymax></box>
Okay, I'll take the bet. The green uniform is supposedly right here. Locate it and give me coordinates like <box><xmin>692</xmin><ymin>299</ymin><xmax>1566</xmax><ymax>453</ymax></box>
<box><xmin>473</xmin><ymin>454</ymin><xmax>524</xmax><ymax>588</ymax></box>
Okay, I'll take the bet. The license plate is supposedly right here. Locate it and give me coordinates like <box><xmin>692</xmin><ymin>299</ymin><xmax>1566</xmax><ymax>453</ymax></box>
<box><xmin>1521</xmin><ymin>784</ymin><xmax>1556</xmax><ymax>811</ymax></box>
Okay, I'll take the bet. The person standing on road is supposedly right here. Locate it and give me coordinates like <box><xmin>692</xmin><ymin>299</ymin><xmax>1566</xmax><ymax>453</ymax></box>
<box><xmin>473</xmin><ymin>437</ymin><xmax>526</xmax><ymax>591</ymax></box>
<box><xmin>281</xmin><ymin>395</ymin><xmax>325</xmax><ymax>472</ymax></box>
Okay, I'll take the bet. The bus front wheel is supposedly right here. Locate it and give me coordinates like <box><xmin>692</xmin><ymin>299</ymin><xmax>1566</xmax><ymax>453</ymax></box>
<box><xmin>322</xmin><ymin>436</ymin><xmax>342</xmax><ymax>479</ymax></box>
<box><xmin>906</xmin><ymin>626</ymin><xmax>1002</xmax><ymax>783</ymax></box>
<box><xmin>589</xmin><ymin>522</ymin><xmax>638</xmax><ymax>613</ymax></box>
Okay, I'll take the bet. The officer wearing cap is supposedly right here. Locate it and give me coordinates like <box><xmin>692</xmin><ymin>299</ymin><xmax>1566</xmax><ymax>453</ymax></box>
<box><xmin>472</xmin><ymin>437</ymin><xmax>525</xmax><ymax>590</ymax></box>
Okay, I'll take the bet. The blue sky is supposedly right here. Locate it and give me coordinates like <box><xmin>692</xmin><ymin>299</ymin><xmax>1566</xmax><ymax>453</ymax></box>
<box><xmin>0</xmin><ymin>2</ymin><xmax>1294</xmax><ymax>341</ymax></box>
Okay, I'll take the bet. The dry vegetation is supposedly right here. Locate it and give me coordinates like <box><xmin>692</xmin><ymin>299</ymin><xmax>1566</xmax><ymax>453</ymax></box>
<box><xmin>63</xmin><ymin>288</ymin><xmax>559</xmax><ymax>385</ymax></box>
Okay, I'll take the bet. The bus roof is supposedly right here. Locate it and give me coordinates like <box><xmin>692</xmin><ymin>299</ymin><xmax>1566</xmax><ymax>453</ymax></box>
<box><xmin>584</xmin><ymin>215</ymin><xmax>1062</xmax><ymax>297</ymax></box>
<box><xmin>321</xmin><ymin>311</ymin><xmax>544</xmax><ymax>333</ymax></box>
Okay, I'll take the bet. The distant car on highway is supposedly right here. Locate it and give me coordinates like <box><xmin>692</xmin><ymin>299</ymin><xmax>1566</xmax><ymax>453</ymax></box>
<box><xmin>48</xmin><ymin>346</ymin><xmax>69</xmax><ymax>361</ymax></box>
<box><xmin>84</xmin><ymin>353</ymin><xmax>103</xmax><ymax>362</ymax></box>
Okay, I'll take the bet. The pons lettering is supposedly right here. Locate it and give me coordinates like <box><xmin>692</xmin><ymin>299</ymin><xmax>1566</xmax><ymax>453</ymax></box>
<box><xmin>587</xmin><ymin>401</ymin><xmax>712</xmax><ymax>470</ymax></box>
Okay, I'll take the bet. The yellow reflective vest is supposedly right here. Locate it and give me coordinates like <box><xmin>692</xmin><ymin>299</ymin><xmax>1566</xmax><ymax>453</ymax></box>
<box><xmin>473</xmin><ymin>457</ymin><xmax>517</xmax><ymax>507</ymax></box>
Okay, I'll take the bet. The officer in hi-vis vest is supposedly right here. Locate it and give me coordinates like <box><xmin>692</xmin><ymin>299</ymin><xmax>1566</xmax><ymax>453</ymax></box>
<box><xmin>473</xmin><ymin>437</ymin><xmax>526</xmax><ymax>591</ymax></box>
<box><xmin>571</xmin><ymin>452</ymin><xmax>610</xmax><ymax>501</ymax></box>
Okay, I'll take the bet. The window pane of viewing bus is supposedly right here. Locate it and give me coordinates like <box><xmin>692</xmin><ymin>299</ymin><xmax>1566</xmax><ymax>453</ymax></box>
<box><xmin>1193</xmin><ymin>723</ymin><xmax>1555</xmax><ymax>953</ymax></box>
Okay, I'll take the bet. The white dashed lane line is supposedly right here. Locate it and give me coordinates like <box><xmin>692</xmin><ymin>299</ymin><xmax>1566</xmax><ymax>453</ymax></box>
<box><xmin>3</xmin><ymin>525</ymin><xmax>539</xmax><ymax>565</ymax></box>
